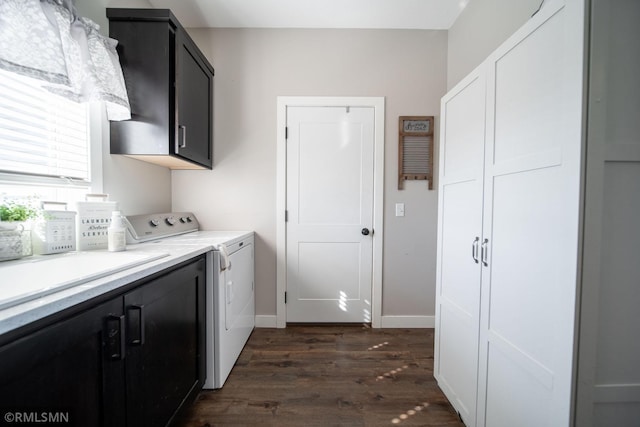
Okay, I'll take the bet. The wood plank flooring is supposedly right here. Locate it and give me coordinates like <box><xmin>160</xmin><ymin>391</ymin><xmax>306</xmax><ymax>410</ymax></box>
<box><xmin>175</xmin><ymin>325</ymin><xmax>464</xmax><ymax>427</ymax></box>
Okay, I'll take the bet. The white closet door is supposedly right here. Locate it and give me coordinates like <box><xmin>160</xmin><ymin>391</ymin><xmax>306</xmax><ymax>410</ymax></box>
<box><xmin>434</xmin><ymin>68</ymin><xmax>486</xmax><ymax>426</ymax></box>
<box><xmin>477</xmin><ymin>2</ymin><xmax>585</xmax><ymax>426</ymax></box>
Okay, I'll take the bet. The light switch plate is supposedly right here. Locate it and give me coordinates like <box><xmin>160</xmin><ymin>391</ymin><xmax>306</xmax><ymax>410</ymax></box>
<box><xmin>395</xmin><ymin>203</ymin><xmax>405</xmax><ymax>217</ymax></box>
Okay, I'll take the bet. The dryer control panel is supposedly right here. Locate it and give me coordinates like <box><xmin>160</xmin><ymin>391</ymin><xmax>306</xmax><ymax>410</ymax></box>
<box><xmin>124</xmin><ymin>212</ymin><xmax>200</xmax><ymax>243</ymax></box>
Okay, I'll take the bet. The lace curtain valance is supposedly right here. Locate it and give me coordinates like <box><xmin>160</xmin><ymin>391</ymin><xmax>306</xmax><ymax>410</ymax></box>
<box><xmin>0</xmin><ymin>0</ymin><xmax>130</xmax><ymax>121</ymax></box>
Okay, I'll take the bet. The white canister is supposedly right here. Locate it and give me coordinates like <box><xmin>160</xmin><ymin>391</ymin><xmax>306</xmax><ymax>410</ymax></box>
<box><xmin>75</xmin><ymin>194</ymin><xmax>118</xmax><ymax>251</ymax></box>
<box><xmin>107</xmin><ymin>211</ymin><xmax>126</xmax><ymax>252</ymax></box>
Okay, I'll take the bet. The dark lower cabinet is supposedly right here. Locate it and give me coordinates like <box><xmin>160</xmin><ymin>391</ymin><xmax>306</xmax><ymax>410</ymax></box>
<box><xmin>0</xmin><ymin>257</ymin><xmax>206</xmax><ymax>427</ymax></box>
<box><xmin>125</xmin><ymin>259</ymin><xmax>206</xmax><ymax>426</ymax></box>
<box><xmin>0</xmin><ymin>298</ymin><xmax>126</xmax><ymax>427</ymax></box>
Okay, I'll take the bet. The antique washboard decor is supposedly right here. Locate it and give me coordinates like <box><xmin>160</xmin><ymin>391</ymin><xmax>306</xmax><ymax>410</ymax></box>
<box><xmin>398</xmin><ymin>116</ymin><xmax>434</xmax><ymax>189</ymax></box>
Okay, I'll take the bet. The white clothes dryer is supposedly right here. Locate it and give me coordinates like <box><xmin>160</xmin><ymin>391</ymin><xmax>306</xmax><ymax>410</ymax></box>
<box><xmin>124</xmin><ymin>213</ymin><xmax>255</xmax><ymax>389</ymax></box>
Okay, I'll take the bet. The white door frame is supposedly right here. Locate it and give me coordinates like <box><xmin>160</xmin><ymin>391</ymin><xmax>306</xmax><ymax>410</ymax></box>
<box><xmin>276</xmin><ymin>96</ymin><xmax>385</xmax><ymax>328</ymax></box>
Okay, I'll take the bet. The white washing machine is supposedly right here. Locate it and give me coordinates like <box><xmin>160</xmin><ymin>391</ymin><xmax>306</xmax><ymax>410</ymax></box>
<box><xmin>124</xmin><ymin>213</ymin><xmax>255</xmax><ymax>389</ymax></box>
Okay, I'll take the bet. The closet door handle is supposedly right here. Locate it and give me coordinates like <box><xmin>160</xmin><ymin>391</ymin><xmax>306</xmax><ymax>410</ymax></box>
<box><xmin>481</xmin><ymin>238</ymin><xmax>489</xmax><ymax>267</ymax></box>
<box><xmin>128</xmin><ymin>304</ymin><xmax>145</xmax><ymax>346</ymax></box>
<box><xmin>471</xmin><ymin>237</ymin><xmax>480</xmax><ymax>263</ymax></box>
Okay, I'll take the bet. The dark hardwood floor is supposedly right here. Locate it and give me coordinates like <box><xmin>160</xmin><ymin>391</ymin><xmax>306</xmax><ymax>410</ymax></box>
<box><xmin>176</xmin><ymin>325</ymin><xmax>464</xmax><ymax>426</ymax></box>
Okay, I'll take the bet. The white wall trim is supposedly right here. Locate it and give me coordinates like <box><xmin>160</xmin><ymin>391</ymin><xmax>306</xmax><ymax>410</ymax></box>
<box><xmin>276</xmin><ymin>96</ymin><xmax>385</xmax><ymax>328</ymax></box>
<box><xmin>255</xmin><ymin>315</ymin><xmax>278</xmax><ymax>328</ymax></box>
<box><xmin>259</xmin><ymin>315</ymin><xmax>435</xmax><ymax>329</ymax></box>
<box><xmin>380</xmin><ymin>315</ymin><xmax>435</xmax><ymax>328</ymax></box>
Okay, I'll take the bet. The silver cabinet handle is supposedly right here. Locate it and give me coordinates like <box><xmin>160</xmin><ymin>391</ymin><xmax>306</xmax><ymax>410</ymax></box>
<box><xmin>472</xmin><ymin>237</ymin><xmax>479</xmax><ymax>263</ymax></box>
<box><xmin>481</xmin><ymin>238</ymin><xmax>489</xmax><ymax>267</ymax></box>
<box><xmin>178</xmin><ymin>125</ymin><xmax>187</xmax><ymax>150</ymax></box>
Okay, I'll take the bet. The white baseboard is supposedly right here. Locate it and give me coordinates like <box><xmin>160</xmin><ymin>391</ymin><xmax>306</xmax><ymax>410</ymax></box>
<box><xmin>380</xmin><ymin>315</ymin><xmax>435</xmax><ymax>328</ymax></box>
<box><xmin>256</xmin><ymin>315</ymin><xmax>434</xmax><ymax>328</ymax></box>
<box><xmin>255</xmin><ymin>315</ymin><xmax>278</xmax><ymax>328</ymax></box>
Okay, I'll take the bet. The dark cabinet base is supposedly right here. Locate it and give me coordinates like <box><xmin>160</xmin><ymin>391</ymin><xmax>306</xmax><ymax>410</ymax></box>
<box><xmin>0</xmin><ymin>298</ymin><xmax>125</xmax><ymax>427</ymax></box>
<box><xmin>0</xmin><ymin>256</ymin><xmax>206</xmax><ymax>427</ymax></box>
<box><xmin>125</xmin><ymin>258</ymin><xmax>206</xmax><ymax>426</ymax></box>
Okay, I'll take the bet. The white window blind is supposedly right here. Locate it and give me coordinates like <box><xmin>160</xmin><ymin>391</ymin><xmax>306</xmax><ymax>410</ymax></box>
<box><xmin>0</xmin><ymin>70</ymin><xmax>90</xmax><ymax>184</ymax></box>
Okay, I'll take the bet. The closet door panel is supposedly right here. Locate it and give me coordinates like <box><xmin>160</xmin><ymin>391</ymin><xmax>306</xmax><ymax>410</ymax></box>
<box><xmin>478</xmin><ymin>2</ymin><xmax>585</xmax><ymax>426</ymax></box>
<box><xmin>438</xmin><ymin>301</ymin><xmax>480</xmax><ymax>419</ymax></box>
<box><xmin>489</xmin><ymin>167</ymin><xmax>568</xmax><ymax>368</ymax></box>
<box><xmin>435</xmin><ymin>70</ymin><xmax>486</xmax><ymax>426</ymax></box>
<box><xmin>491</xmin><ymin>9</ymin><xmax>566</xmax><ymax>166</ymax></box>
<box><xmin>439</xmin><ymin>182</ymin><xmax>482</xmax><ymax>314</ymax></box>
<box><xmin>441</xmin><ymin>75</ymin><xmax>486</xmax><ymax>179</ymax></box>
<box><xmin>436</xmin><ymin>178</ymin><xmax>483</xmax><ymax>426</ymax></box>
<box><xmin>485</xmin><ymin>344</ymin><xmax>553</xmax><ymax>427</ymax></box>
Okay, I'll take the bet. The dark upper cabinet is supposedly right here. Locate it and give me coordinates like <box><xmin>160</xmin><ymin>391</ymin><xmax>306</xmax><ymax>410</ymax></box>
<box><xmin>107</xmin><ymin>9</ymin><xmax>214</xmax><ymax>170</ymax></box>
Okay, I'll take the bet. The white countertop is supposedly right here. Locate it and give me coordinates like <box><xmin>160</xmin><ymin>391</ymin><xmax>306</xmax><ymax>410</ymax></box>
<box><xmin>0</xmin><ymin>250</ymin><xmax>171</xmax><ymax>310</ymax></box>
<box><xmin>0</xmin><ymin>230</ymin><xmax>253</xmax><ymax>338</ymax></box>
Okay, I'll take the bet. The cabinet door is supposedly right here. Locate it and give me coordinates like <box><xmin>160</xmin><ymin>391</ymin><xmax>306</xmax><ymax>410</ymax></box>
<box><xmin>125</xmin><ymin>258</ymin><xmax>206</xmax><ymax>427</ymax></box>
<box><xmin>477</xmin><ymin>2</ymin><xmax>585</xmax><ymax>426</ymax></box>
<box><xmin>108</xmin><ymin>19</ymin><xmax>173</xmax><ymax>158</ymax></box>
<box><xmin>175</xmin><ymin>32</ymin><xmax>213</xmax><ymax>168</ymax></box>
<box><xmin>0</xmin><ymin>299</ymin><xmax>126</xmax><ymax>427</ymax></box>
<box><xmin>434</xmin><ymin>67</ymin><xmax>487</xmax><ymax>427</ymax></box>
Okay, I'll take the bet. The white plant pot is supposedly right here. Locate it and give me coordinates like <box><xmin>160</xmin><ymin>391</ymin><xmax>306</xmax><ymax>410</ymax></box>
<box><xmin>0</xmin><ymin>221</ymin><xmax>33</xmax><ymax>261</ymax></box>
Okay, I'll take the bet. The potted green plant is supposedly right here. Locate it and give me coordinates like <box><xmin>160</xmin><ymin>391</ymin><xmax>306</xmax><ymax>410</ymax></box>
<box><xmin>0</xmin><ymin>201</ymin><xmax>39</xmax><ymax>223</ymax></box>
<box><xmin>0</xmin><ymin>200</ymin><xmax>39</xmax><ymax>261</ymax></box>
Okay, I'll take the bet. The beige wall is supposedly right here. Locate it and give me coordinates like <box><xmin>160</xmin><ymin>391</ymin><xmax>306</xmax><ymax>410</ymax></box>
<box><xmin>172</xmin><ymin>29</ymin><xmax>448</xmax><ymax>321</ymax></box>
<box><xmin>72</xmin><ymin>0</ymin><xmax>542</xmax><ymax>324</ymax></box>
<box><xmin>447</xmin><ymin>0</ymin><xmax>542</xmax><ymax>88</ymax></box>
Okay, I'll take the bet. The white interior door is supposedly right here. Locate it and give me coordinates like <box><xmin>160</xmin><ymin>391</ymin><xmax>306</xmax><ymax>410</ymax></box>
<box><xmin>286</xmin><ymin>106</ymin><xmax>374</xmax><ymax>323</ymax></box>
<box><xmin>434</xmin><ymin>69</ymin><xmax>486</xmax><ymax>427</ymax></box>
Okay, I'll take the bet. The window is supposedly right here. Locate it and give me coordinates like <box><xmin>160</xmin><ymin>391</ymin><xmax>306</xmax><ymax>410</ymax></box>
<box><xmin>0</xmin><ymin>69</ymin><xmax>96</xmax><ymax>205</ymax></box>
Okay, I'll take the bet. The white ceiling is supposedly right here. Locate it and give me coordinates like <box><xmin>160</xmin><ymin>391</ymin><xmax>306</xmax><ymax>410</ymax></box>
<box><xmin>147</xmin><ymin>0</ymin><xmax>471</xmax><ymax>30</ymax></box>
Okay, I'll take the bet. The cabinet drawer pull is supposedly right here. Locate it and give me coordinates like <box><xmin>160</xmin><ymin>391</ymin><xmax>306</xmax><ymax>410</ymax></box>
<box><xmin>128</xmin><ymin>304</ymin><xmax>145</xmax><ymax>346</ymax></box>
<box><xmin>106</xmin><ymin>314</ymin><xmax>126</xmax><ymax>360</ymax></box>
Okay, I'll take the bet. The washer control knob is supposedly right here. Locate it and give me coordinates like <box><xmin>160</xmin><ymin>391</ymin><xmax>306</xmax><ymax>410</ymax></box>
<box><xmin>180</xmin><ymin>217</ymin><xmax>188</xmax><ymax>223</ymax></box>
<box><xmin>165</xmin><ymin>216</ymin><xmax>177</xmax><ymax>226</ymax></box>
<box><xmin>150</xmin><ymin>218</ymin><xmax>160</xmax><ymax>227</ymax></box>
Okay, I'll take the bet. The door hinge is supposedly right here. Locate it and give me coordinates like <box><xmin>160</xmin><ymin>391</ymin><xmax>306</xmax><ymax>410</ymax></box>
<box><xmin>285</xmin><ymin>210</ymin><xmax>288</xmax><ymax>222</ymax></box>
<box><xmin>284</xmin><ymin>292</ymin><xmax>287</xmax><ymax>304</ymax></box>
<box><xmin>285</xmin><ymin>126</ymin><xmax>288</xmax><ymax>140</ymax></box>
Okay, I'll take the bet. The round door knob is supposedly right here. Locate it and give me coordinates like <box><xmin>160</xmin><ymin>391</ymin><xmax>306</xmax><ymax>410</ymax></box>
<box><xmin>361</xmin><ymin>228</ymin><xmax>370</xmax><ymax>236</ymax></box>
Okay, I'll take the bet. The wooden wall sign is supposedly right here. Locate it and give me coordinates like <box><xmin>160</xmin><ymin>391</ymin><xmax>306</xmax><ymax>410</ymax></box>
<box><xmin>398</xmin><ymin>116</ymin><xmax>434</xmax><ymax>189</ymax></box>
